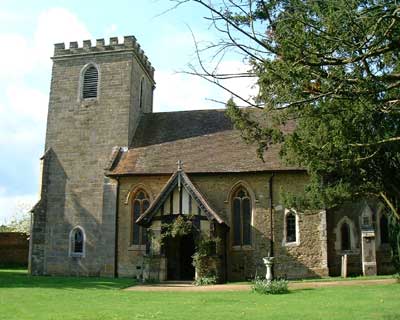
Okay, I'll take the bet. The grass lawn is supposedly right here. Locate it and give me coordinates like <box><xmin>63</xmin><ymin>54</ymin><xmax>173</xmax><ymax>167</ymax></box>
<box><xmin>1</xmin><ymin>269</ymin><xmax>400</xmax><ymax>320</ymax></box>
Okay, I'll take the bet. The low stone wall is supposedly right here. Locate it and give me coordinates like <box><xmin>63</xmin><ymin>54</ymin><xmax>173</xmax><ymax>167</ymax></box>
<box><xmin>0</xmin><ymin>232</ymin><xmax>29</xmax><ymax>266</ymax></box>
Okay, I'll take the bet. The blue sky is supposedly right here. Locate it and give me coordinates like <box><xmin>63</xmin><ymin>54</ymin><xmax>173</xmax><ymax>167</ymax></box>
<box><xmin>0</xmin><ymin>0</ymin><xmax>255</xmax><ymax>223</ymax></box>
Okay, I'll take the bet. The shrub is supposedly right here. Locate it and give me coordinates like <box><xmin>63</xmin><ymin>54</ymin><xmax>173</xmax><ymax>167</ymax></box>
<box><xmin>194</xmin><ymin>275</ymin><xmax>217</xmax><ymax>286</ymax></box>
<box><xmin>252</xmin><ymin>278</ymin><xmax>289</xmax><ymax>295</ymax></box>
<box><xmin>192</xmin><ymin>236</ymin><xmax>220</xmax><ymax>280</ymax></box>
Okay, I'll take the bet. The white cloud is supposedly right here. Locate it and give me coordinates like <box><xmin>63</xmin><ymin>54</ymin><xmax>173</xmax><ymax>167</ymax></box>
<box><xmin>6</xmin><ymin>84</ymin><xmax>48</xmax><ymax>122</ymax></box>
<box><xmin>154</xmin><ymin>71</ymin><xmax>218</xmax><ymax>111</ymax></box>
<box><xmin>34</xmin><ymin>8</ymin><xmax>92</xmax><ymax>67</ymax></box>
<box><xmin>105</xmin><ymin>24</ymin><xmax>118</xmax><ymax>39</ymax></box>
<box><xmin>216</xmin><ymin>60</ymin><xmax>258</xmax><ymax>105</ymax></box>
<box><xmin>0</xmin><ymin>10</ymin><xmax>27</xmax><ymax>24</ymax></box>
<box><xmin>0</xmin><ymin>7</ymin><xmax>91</xmax><ymax>143</ymax></box>
<box><xmin>0</xmin><ymin>8</ymin><xmax>92</xmax><ymax>209</ymax></box>
<box><xmin>0</xmin><ymin>8</ymin><xmax>92</xmax><ymax>81</ymax></box>
<box><xmin>0</xmin><ymin>34</ymin><xmax>35</xmax><ymax>80</ymax></box>
<box><xmin>0</xmin><ymin>83</ymin><xmax>47</xmax><ymax>146</ymax></box>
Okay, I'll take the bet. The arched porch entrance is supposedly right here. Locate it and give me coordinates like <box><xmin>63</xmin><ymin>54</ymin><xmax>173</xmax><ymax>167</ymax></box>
<box><xmin>165</xmin><ymin>232</ymin><xmax>196</xmax><ymax>280</ymax></box>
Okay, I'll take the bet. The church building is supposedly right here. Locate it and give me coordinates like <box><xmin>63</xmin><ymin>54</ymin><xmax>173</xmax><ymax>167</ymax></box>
<box><xmin>29</xmin><ymin>35</ymin><xmax>394</xmax><ymax>281</ymax></box>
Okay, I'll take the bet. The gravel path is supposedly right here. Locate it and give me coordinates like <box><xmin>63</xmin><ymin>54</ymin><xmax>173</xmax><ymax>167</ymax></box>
<box><xmin>125</xmin><ymin>278</ymin><xmax>397</xmax><ymax>292</ymax></box>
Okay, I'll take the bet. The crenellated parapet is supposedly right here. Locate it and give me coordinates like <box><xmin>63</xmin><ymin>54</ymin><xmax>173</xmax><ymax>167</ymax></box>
<box><xmin>53</xmin><ymin>35</ymin><xmax>154</xmax><ymax>79</ymax></box>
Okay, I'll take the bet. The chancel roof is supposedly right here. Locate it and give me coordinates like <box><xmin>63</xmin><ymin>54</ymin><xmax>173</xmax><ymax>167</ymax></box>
<box><xmin>107</xmin><ymin>109</ymin><xmax>303</xmax><ymax>175</ymax></box>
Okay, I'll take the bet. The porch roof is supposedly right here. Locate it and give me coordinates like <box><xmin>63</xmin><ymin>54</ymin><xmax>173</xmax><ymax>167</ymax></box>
<box><xmin>136</xmin><ymin>169</ymin><xmax>227</xmax><ymax>227</ymax></box>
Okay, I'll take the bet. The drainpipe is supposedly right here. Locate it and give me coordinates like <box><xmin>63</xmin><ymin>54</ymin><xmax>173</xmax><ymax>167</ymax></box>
<box><xmin>224</xmin><ymin>228</ymin><xmax>228</xmax><ymax>283</ymax></box>
<box><xmin>114</xmin><ymin>177</ymin><xmax>120</xmax><ymax>278</ymax></box>
<box><xmin>268</xmin><ymin>173</ymin><xmax>275</xmax><ymax>262</ymax></box>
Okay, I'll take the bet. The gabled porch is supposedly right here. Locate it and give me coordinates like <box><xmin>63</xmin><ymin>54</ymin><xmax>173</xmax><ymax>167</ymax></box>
<box><xmin>136</xmin><ymin>166</ymin><xmax>228</xmax><ymax>282</ymax></box>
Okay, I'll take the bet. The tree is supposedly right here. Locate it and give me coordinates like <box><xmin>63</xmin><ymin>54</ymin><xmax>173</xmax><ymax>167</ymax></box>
<box><xmin>0</xmin><ymin>202</ymin><xmax>32</xmax><ymax>234</ymax></box>
<box><xmin>174</xmin><ymin>0</ymin><xmax>400</xmax><ymax>266</ymax></box>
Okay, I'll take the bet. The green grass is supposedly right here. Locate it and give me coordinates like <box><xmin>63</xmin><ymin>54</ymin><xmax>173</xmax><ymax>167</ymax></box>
<box><xmin>1</xmin><ymin>269</ymin><xmax>400</xmax><ymax>320</ymax></box>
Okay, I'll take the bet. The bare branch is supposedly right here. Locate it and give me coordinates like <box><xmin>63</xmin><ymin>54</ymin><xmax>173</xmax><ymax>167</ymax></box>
<box><xmin>380</xmin><ymin>191</ymin><xmax>400</xmax><ymax>221</ymax></box>
<box><xmin>349</xmin><ymin>136</ymin><xmax>400</xmax><ymax>148</ymax></box>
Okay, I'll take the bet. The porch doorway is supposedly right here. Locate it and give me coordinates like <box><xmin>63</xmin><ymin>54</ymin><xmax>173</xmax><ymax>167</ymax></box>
<box><xmin>165</xmin><ymin>233</ymin><xmax>196</xmax><ymax>281</ymax></box>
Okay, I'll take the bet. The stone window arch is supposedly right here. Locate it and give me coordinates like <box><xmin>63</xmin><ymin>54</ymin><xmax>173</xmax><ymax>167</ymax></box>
<box><xmin>231</xmin><ymin>186</ymin><xmax>253</xmax><ymax>248</ymax></box>
<box><xmin>334</xmin><ymin>216</ymin><xmax>357</xmax><ymax>253</ymax></box>
<box><xmin>283</xmin><ymin>209</ymin><xmax>300</xmax><ymax>246</ymax></box>
<box><xmin>131</xmin><ymin>189</ymin><xmax>150</xmax><ymax>246</ymax></box>
<box><xmin>80</xmin><ymin>63</ymin><xmax>99</xmax><ymax>100</ymax></box>
<box><xmin>69</xmin><ymin>226</ymin><xmax>85</xmax><ymax>257</ymax></box>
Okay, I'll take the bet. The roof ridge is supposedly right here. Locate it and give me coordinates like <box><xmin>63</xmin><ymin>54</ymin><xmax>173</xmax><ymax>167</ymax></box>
<box><xmin>147</xmin><ymin>108</ymin><xmax>227</xmax><ymax>115</ymax></box>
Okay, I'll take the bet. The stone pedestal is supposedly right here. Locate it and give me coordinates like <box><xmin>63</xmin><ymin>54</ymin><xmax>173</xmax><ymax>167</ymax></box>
<box><xmin>263</xmin><ymin>257</ymin><xmax>274</xmax><ymax>282</ymax></box>
<box><xmin>341</xmin><ymin>254</ymin><xmax>348</xmax><ymax>278</ymax></box>
<box><xmin>361</xmin><ymin>229</ymin><xmax>377</xmax><ymax>276</ymax></box>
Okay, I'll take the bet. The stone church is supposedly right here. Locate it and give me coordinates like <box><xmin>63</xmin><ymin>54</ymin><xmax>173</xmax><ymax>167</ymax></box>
<box><xmin>29</xmin><ymin>35</ymin><xmax>394</xmax><ymax>281</ymax></box>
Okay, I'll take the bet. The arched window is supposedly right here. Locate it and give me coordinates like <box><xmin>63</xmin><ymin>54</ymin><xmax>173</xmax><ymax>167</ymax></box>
<box><xmin>82</xmin><ymin>65</ymin><xmax>98</xmax><ymax>99</ymax></box>
<box><xmin>139</xmin><ymin>77</ymin><xmax>145</xmax><ymax>109</ymax></box>
<box><xmin>380</xmin><ymin>214</ymin><xmax>389</xmax><ymax>244</ymax></box>
<box><xmin>232</xmin><ymin>187</ymin><xmax>252</xmax><ymax>246</ymax></box>
<box><xmin>132</xmin><ymin>190</ymin><xmax>150</xmax><ymax>245</ymax></box>
<box><xmin>286</xmin><ymin>212</ymin><xmax>297</xmax><ymax>243</ymax></box>
<box><xmin>70</xmin><ymin>227</ymin><xmax>85</xmax><ymax>257</ymax></box>
<box><xmin>341</xmin><ymin>222</ymin><xmax>351</xmax><ymax>251</ymax></box>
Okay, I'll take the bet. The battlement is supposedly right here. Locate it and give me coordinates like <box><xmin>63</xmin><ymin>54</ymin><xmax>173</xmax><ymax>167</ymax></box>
<box><xmin>53</xmin><ymin>36</ymin><xmax>154</xmax><ymax>79</ymax></box>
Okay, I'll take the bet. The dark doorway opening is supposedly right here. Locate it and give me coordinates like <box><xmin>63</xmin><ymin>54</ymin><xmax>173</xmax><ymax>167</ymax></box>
<box><xmin>166</xmin><ymin>233</ymin><xmax>196</xmax><ymax>280</ymax></box>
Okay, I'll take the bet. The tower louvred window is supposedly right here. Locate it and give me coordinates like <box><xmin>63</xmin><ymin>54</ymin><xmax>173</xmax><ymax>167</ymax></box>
<box><xmin>82</xmin><ymin>66</ymin><xmax>98</xmax><ymax>99</ymax></box>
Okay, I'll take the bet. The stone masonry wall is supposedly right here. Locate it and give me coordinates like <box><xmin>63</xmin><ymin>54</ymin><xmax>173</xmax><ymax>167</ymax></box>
<box><xmin>117</xmin><ymin>171</ymin><xmax>329</xmax><ymax>280</ymax></box>
<box><xmin>30</xmin><ymin>37</ymin><xmax>154</xmax><ymax>276</ymax></box>
<box><xmin>117</xmin><ymin>175</ymin><xmax>170</xmax><ymax>278</ymax></box>
<box><xmin>327</xmin><ymin>202</ymin><xmax>394</xmax><ymax>276</ymax></box>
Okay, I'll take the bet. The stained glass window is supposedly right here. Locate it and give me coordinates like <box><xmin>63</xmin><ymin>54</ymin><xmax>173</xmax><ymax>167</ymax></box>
<box><xmin>286</xmin><ymin>212</ymin><xmax>296</xmax><ymax>243</ymax></box>
<box><xmin>74</xmin><ymin>229</ymin><xmax>83</xmax><ymax>253</ymax></box>
<box><xmin>70</xmin><ymin>227</ymin><xmax>84</xmax><ymax>256</ymax></box>
<box><xmin>341</xmin><ymin>222</ymin><xmax>351</xmax><ymax>251</ymax></box>
<box><xmin>232</xmin><ymin>187</ymin><xmax>252</xmax><ymax>246</ymax></box>
<box><xmin>132</xmin><ymin>190</ymin><xmax>150</xmax><ymax>245</ymax></box>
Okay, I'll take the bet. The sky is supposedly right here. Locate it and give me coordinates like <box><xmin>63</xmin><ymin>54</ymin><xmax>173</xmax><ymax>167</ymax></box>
<box><xmin>0</xmin><ymin>0</ymin><xmax>255</xmax><ymax>223</ymax></box>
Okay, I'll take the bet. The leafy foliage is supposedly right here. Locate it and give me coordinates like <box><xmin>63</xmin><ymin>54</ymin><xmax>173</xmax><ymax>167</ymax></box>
<box><xmin>193</xmin><ymin>275</ymin><xmax>217</xmax><ymax>286</ymax></box>
<box><xmin>178</xmin><ymin>0</ymin><xmax>400</xmax><ymax>268</ymax></box>
<box><xmin>389</xmin><ymin>213</ymin><xmax>400</xmax><ymax>271</ymax></box>
<box><xmin>0</xmin><ymin>202</ymin><xmax>32</xmax><ymax>234</ymax></box>
<box><xmin>159</xmin><ymin>215</ymin><xmax>193</xmax><ymax>244</ymax></box>
<box><xmin>252</xmin><ymin>278</ymin><xmax>289</xmax><ymax>294</ymax></box>
<box><xmin>192</xmin><ymin>236</ymin><xmax>220</xmax><ymax>282</ymax></box>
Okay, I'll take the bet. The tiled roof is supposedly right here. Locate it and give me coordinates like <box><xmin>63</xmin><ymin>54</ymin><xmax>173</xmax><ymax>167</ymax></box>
<box><xmin>107</xmin><ymin>109</ymin><xmax>302</xmax><ymax>175</ymax></box>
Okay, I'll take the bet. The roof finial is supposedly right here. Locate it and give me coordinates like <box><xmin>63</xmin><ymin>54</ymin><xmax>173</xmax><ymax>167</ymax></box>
<box><xmin>177</xmin><ymin>159</ymin><xmax>183</xmax><ymax>171</ymax></box>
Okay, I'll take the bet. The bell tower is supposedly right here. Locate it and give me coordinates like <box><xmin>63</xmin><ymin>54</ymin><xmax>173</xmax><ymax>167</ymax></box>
<box><xmin>30</xmin><ymin>36</ymin><xmax>155</xmax><ymax>276</ymax></box>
